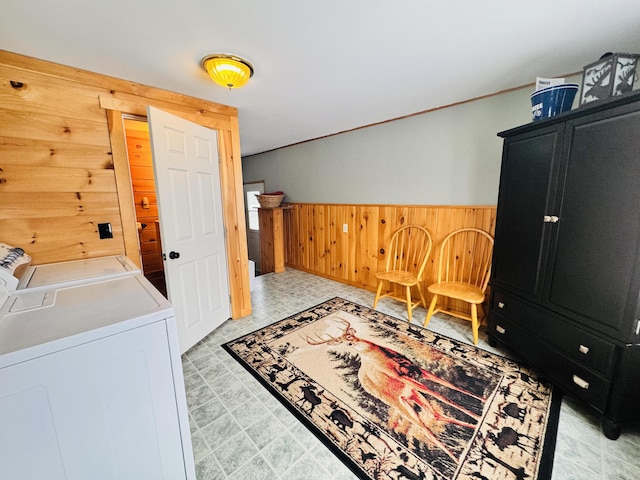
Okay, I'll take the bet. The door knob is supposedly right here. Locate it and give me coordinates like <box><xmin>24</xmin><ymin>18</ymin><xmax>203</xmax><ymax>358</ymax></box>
<box><xmin>169</xmin><ymin>251</ymin><xmax>180</xmax><ymax>259</ymax></box>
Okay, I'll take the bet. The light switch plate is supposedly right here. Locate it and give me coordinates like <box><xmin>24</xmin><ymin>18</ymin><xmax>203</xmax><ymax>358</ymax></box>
<box><xmin>98</xmin><ymin>223</ymin><xmax>113</xmax><ymax>239</ymax></box>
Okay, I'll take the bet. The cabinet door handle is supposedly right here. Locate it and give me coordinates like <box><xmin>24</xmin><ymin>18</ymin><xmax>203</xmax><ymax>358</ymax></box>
<box><xmin>578</xmin><ymin>344</ymin><xmax>590</xmax><ymax>355</ymax></box>
<box><xmin>496</xmin><ymin>325</ymin><xmax>506</xmax><ymax>335</ymax></box>
<box><xmin>572</xmin><ymin>375</ymin><xmax>590</xmax><ymax>390</ymax></box>
<box><xmin>497</xmin><ymin>301</ymin><xmax>505</xmax><ymax>309</ymax></box>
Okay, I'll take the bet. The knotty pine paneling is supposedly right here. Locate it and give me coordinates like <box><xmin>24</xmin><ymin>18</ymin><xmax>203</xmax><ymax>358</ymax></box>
<box><xmin>0</xmin><ymin>215</ymin><xmax>124</xmax><ymax>264</ymax></box>
<box><xmin>0</xmin><ymin>137</ymin><xmax>113</xmax><ymax>169</ymax></box>
<box><xmin>0</xmin><ymin>192</ymin><xmax>120</xmax><ymax>220</ymax></box>
<box><xmin>1</xmin><ymin>109</ymin><xmax>110</xmax><ymax>147</ymax></box>
<box><xmin>0</xmin><ymin>66</ymin><xmax>112</xmax><ymax>123</ymax></box>
<box><xmin>0</xmin><ymin>164</ymin><xmax>117</xmax><ymax>192</ymax></box>
<box><xmin>0</xmin><ymin>71</ymin><xmax>119</xmax><ymax>262</ymax></box>
<box><xmin>284</xmin><ymin>204</ymin><xmax>497</xmax><ymax>315</ymax></box>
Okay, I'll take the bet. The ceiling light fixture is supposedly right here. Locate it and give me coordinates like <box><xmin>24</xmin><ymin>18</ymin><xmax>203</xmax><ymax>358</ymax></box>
<box><xmin>201</xmin><ymin>54</ymin><xmax>254</xmax><ymax>89</ymax></box>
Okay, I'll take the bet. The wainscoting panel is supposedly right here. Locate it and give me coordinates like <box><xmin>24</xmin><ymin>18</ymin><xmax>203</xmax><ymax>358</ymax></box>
<box><xmin>283</xmin><ymin>203</ymin><xmax>497</xmax><ymax>314</ymax></box>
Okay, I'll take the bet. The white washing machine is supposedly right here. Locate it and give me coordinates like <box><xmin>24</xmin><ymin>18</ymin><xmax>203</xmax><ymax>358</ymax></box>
<box><xmin>0</xmin><ymin>247</ymin><xmax>195</xmax><ymax>479</ymax></box>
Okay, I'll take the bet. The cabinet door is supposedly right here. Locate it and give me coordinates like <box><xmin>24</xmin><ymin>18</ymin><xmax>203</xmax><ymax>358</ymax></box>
<box><xmin>545</xmin><ymin>105</ymin><xmax>640</xmax><ymax>342</ymax></box>
<box><xmin>491</xmin><ymin>125</ymin><xmax>563</xmax><ymax>301</ymax></box>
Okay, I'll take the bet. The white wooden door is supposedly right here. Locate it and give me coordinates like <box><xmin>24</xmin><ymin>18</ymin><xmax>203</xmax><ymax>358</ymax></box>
<box><xmin>148</xmin><ymin>107</ymin><xmax>230</xmax><ymax>353</ymax></box>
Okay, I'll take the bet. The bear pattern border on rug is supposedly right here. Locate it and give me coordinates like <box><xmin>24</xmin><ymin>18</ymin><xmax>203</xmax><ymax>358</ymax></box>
<box><xmin>222</xmin><ymin>297</ymin><xmax>561</xmax><ymax>480</ymax></box>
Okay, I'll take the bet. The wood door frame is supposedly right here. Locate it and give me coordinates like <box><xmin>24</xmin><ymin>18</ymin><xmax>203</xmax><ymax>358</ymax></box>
<box><xmin>104</xmin><ymin>99</ymin><xmax>251</xmax><ymax>319</ymax></box>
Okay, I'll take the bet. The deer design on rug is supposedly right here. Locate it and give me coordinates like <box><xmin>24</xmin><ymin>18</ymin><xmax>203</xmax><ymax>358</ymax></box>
<box><xmin>304</xmin><ymin>315</ymin><xmax>486</xmax><ymax>461</ymax></box>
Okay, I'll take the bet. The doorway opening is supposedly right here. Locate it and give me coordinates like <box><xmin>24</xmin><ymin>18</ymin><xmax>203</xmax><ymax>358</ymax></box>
<box><xmin>123</xmin><ymin>117</ymin><xmax>167</xmax><ymax>297</ymax></box>
<box><xmin>243</xmin><ymin>181</ymin><xmax>264</xmax><ymax>274</ymax></box>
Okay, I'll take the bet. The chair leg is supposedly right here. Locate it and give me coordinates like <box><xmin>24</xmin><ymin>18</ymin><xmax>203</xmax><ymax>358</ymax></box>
<box><xmin>423</xmin><ymin>295</ymin><xmax>438</xmax><ymax>327</ymax></box>
<box><xmin>471</xmin><ymin>303</ymin><xmax>479</xmax><ymax>345</ymax></box>
<box><xmin>443</xmin><ymin>296</ymin><xmax>450</xmax><ymax>313</ymax></box>
<box><xmin>477</xmin><ymin>302</ymin><xmax>485</xmax><ymax>325</ymax></box>
<box><xmin>406</xmin><ymin>286</ymin><xmax>412</xmax><ymax>322</ymax></box>
<box><xmin>373</xmin><ymin>281</ymin><xmax>384</xmax><ymax>309</ymax></box>
<box><xmin>417</xmin><ymin>283</ymin><xmax>427</xmax><ymax>310</ymax></box>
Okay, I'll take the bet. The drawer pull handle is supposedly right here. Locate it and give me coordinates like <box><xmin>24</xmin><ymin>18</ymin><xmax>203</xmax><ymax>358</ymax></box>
<box><xmin>578</xmin><ymin>344</ymin><xmax>590</xmax><ymax>355</ymax></box>
<box><xmin>572</xmin><ymin>375</ymin><xmax>590</xmax><ymax>390</ymax></box>
<box><xmin>498</xmin><ymin>302</ymin><xmax>505</xmax><ymax>309</ymax></box>
<box><xmin>496</xmin><ymin>325</ymin><xmax>506</xmax><ymax>335</ymax></box>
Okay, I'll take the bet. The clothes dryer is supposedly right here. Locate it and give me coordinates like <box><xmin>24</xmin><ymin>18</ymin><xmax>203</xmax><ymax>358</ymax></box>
<box><xmin>0</xmin><ymin>274</ymin><xmax>194</xmax><ymax>479</ymax></box>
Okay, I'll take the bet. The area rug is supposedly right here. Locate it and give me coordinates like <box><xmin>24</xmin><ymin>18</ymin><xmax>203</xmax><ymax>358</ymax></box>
<box><xmin>222</xmin><ymin>297</ymin><xmax>561</xmax><ymax>480</ymax></box>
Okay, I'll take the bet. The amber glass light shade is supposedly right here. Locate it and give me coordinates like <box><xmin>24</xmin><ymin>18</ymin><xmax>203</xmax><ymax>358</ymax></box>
<box><xmin>201</xmin><ymin>54</ymin><xmax>254</xmax><ymax>89</ymax></box>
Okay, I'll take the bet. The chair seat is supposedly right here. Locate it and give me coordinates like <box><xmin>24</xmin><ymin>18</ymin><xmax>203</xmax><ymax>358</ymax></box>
<box><xmin>376</xmin><ymin>270</ymin><xmax>419</xmax><ymax>287</ymax></box>
<box><xmin>427</xmin><ymin>281</ymin><xmax>485</xmax><ymax>304</ymax></box>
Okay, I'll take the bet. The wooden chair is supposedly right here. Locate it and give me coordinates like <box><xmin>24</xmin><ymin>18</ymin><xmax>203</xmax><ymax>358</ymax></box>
<box><xmin>373</xmin><ymin>225</ymin><xmax>433</xmax><ymax>322</ymax></box>
<box><xmin>423</xmin><ymin>228</ymin><xmax>494</xmax><ymax>345</ymax></box>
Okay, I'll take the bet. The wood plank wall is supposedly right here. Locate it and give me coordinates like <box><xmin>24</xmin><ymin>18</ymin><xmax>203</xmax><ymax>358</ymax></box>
<box><xmin>283</xmin><ymin>203</ymin><xmax>496</xmax><ymax>314</ymax></box>
<box><xmin>0</xmin><ymin>50</ymin><xmax>251</xmax><ymax>318</ymax></box>
<box><xmin>0</xmin><ymin>64</ymin><xmax>121</xmax><ymax>262</ymax></box>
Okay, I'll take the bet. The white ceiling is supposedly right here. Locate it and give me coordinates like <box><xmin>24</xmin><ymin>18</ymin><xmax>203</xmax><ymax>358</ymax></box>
<box><xmin>3</xmin><ymin>1</ymin><xmax>640</xmax><ymax>156</ymax></box>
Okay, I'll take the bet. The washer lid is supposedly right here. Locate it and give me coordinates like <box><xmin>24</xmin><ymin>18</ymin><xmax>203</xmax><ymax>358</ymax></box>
<box><xmin>18</xmin><ymin>255</ymin><xmax>140</xmax><ymax>291</ymax></box>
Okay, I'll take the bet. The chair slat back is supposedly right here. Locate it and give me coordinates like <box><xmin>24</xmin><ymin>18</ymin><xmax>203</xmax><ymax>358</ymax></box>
<box><xmin>438</xmin><ymin>228</ymin><xmax>494</xmax><ymax>291</ymax></box>
<box><xmin>386</xmin><ymin>225</ymin><xmax>433</xmax><ymax>279</ymax></box>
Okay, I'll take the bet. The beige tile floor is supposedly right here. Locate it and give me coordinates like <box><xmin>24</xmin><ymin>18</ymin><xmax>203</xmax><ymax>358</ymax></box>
<box><xmin>182</xmin><ymin>268</ymin><xmax>640</xmax><ymax>479</ymax></box>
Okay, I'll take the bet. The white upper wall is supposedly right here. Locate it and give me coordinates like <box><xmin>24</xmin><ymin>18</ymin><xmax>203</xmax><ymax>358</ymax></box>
<box><xmin>242</xmin><ymin>76</ymin><xmax>580</xmax><ymax>205</ymax></box>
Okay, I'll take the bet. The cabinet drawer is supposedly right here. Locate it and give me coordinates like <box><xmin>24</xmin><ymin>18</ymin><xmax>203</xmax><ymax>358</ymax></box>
<box><xmin>491</xmin><ymin>290</ymin><xmax>617</xmax><ymax>377</ymax></box>
<box><xmin>489</xmin><ymin>313</ymin><xmax>611</xmax><ymax>412</ymax></box>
